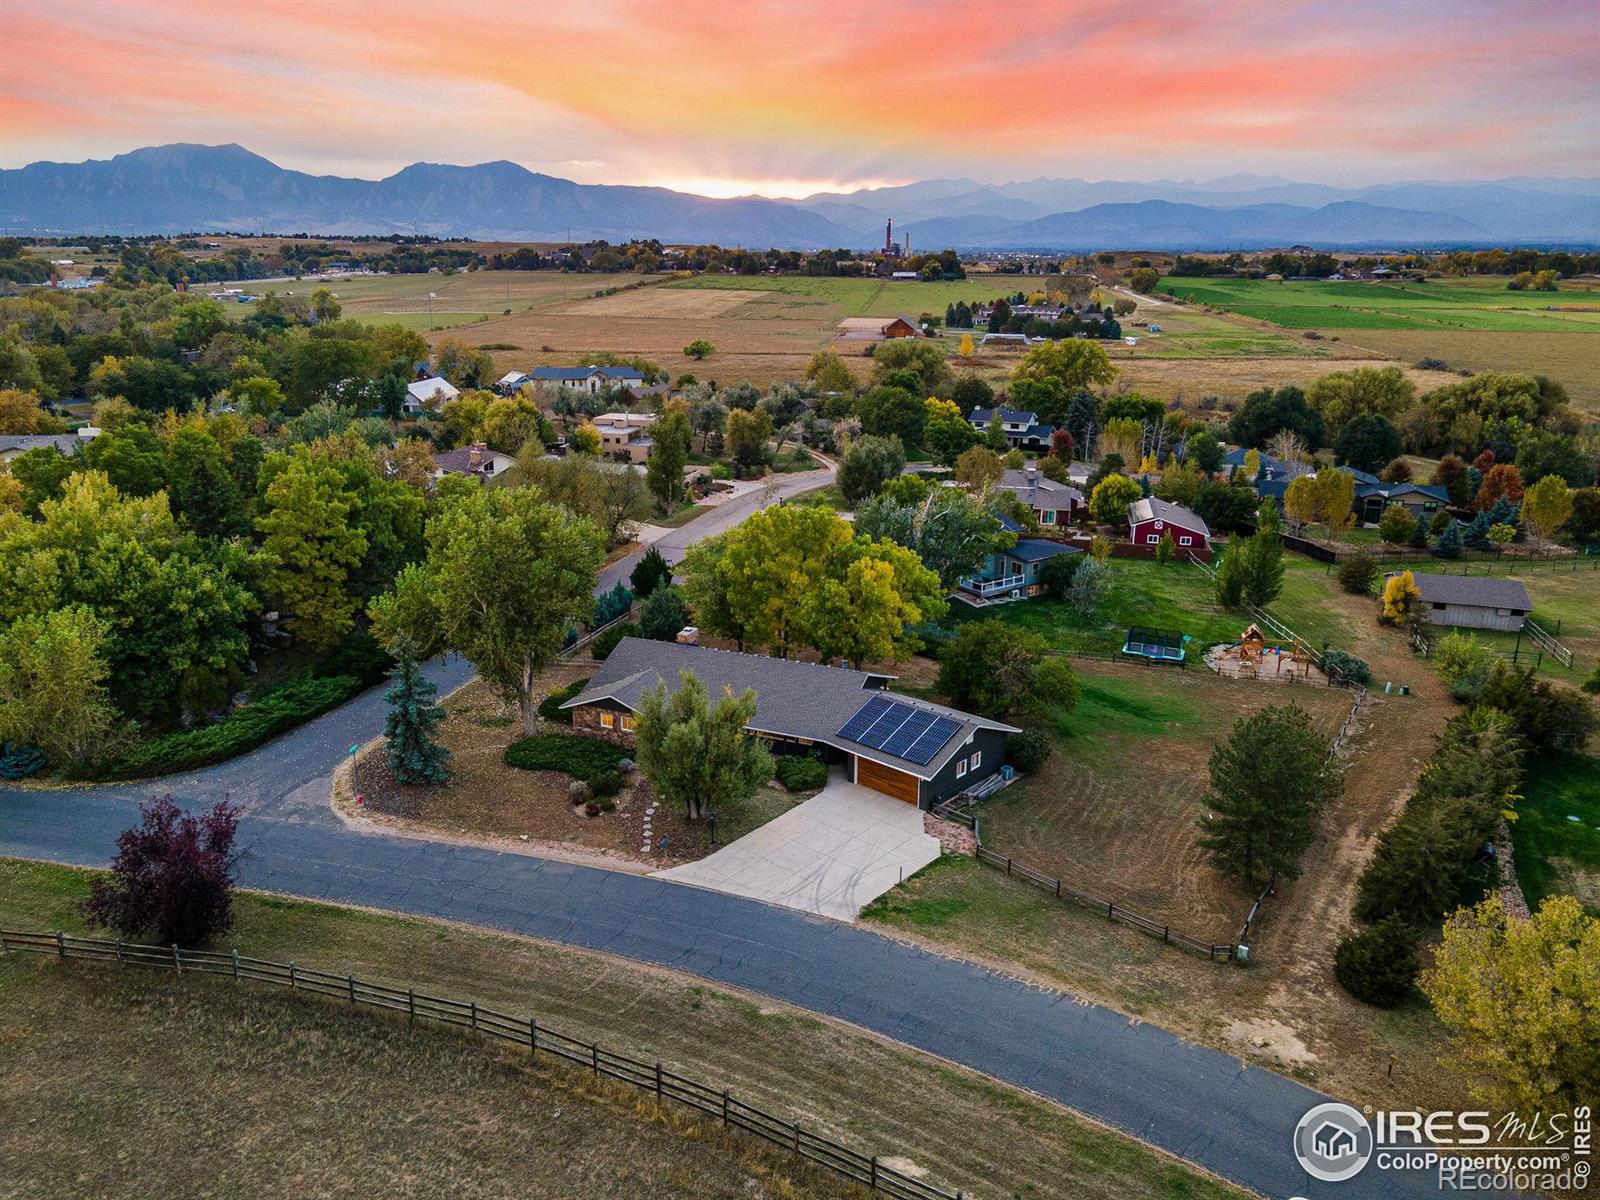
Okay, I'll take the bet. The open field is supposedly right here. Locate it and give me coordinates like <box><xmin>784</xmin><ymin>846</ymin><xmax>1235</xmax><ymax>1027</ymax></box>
<box><xmin>972</xmin><ymin>661</ymin><xmax>1353</xmax><ymax>940</ymax></box>
<box><xmin>1513</xmin><ymin>753</ymin><xmax>1600</xmax><ymax>914</ymax></box>
<box><xmin>0</xmin><ymin>858</ymin><xmax>1247</xmax><ymax>1200</ymax></box>
<box><xmin>201</xmin><ymin>270</ymin><xmax>622</xmax><ymax>332</ymax></box>
<box><xmin>1156</xmin><ymin>275</ymin><xmax>1600</xmax><ymax>332</ymax></box>
<box><xmin>664</xmin><ymin>273</ymin><xmax>1040</xmax><ymax>317</ymax></box>
<box><xmin>1336</xmin><ymin>328</ymin><xmax>1600</xmax><ymax>414</ymax></box>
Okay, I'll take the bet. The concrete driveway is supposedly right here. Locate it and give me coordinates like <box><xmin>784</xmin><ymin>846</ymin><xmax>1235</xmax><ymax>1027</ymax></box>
<box><xmin>653</xmin><ymin>779</ymin><xmax>939</xmax><ymax>921</ymax></box>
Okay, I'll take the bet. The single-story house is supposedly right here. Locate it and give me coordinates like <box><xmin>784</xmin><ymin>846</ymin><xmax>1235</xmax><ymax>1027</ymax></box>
<box><xmin>970</xmin><ymin>407</ymin><xmax>1055</xmax><ymax>452</ymax></box>
<box><xmin>1396</xmin><ymin>572</ymin><xmax>1531</xmax><ymax>632</ymax></box>
<box><xmin>562</xmin><ymin>638</ymin><xmax>1017</xmax><ymax>809</ymax></box>
<box><xmin>0</xmin><ymin>433</ymin><xmax>87</xmax><ymax>463</ymax></box>
<box><xmin>1356</xmin><ymin>481</ymin><xmax>1448</xmax><ymax>524</ymax></box>
<box><xmin>592</xmin><ymin>411</ymin><xmax>655</xmax><ymax>465</ymax></box>
<box><xmin>433</xmin><ymin>442</ymin><xmax>515</xmax><ymax>483</ymax></box>
<box><xmin>835</xmin><ymin>315</ymin><xmax>923</xmax><ymax>341</ymax></box>
<box><xmin>405</xmin><ymin>376</ymin><xmax>459</xmax><ymax>414</ymax></box>
<box><xmin>527</xmin><ymin>365</ymin><xmax>647</xmax><ymax>394</ymax></box>
<box><xmin>959</xmin><ymin>516</ymin><xmax>1081</xmax><ymax>603</ymax></box>
<box><xmin>1127</xmin><ymin>496</ymin><xmax>1211</xmax><ymax>555</ymax></box>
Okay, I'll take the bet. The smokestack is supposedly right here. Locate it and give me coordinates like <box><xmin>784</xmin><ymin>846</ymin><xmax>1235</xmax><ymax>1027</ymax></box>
<box><xmin>885</xmin><ymin>217</ymin><xmax>892</xmax><ymax>254</ymax></box>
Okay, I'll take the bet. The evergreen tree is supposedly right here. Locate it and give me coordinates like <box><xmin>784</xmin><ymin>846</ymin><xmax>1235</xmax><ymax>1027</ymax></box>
<box><xmin>1486</xmin><ymin>495</ymin><xmax>1517</xmax><ymax>528</ymax></box>
<box><xmin>1407</xmin><ymin>513</ymin><xmax>1430</xmax><ymax>548</ymax></box>
<box><xmin>383</xmin><ymin>651</ymin><xmax>450</xmax><ymax>785</ymax></box>
<box><xmin>1463</xmin><ymin>511</ymin><xmax>1493</xmax><ymax>550</ymax></box>
<box><xmin>1433</xmin><ymin>520</ymin><xmax>1464</xmax><ymax>559</ymax></box>
<box><xmin>629</xmin><ymin>545</ymin><xmax>672</xmax><ymax>597</ymax></box>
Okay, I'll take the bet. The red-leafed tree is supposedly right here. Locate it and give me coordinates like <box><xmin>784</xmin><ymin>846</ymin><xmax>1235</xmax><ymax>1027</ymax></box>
<box><xmin>82</xmin><ymin>795</ymin><xmax>240</xmax><ymax>946</ymax></box>
<box><xmin>1473</xmin><ymin>463</ymin><xmax>1524</xmax><ymax>512</ymax></box>
<box><xmin>1049</xmin><ymin>428</ymin><xmax>1075</xmax><ymax>461</ymax></box>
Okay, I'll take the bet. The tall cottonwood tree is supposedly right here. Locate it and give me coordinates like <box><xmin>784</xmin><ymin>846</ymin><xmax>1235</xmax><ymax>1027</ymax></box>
<box><xmin>257</xmin><ymin>448</ymin><xmax>367</xmax><ymax>650</ymax></box>
<box><xmin>370</xmin><ymin>487</ymin><xmax>602</xmax><ymax>735</ymax></box>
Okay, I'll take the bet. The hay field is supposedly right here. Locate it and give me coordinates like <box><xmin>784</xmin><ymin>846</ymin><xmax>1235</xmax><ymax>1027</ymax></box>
<box><xmin>1335</xmin><ymin>328</ymin><xmax>1600</xmax><ymax>415</ymax></box>
<box><xmin>664</xmin><ymin>272</ymin><xmax>1040</xmax><ymax>316</ymax></box>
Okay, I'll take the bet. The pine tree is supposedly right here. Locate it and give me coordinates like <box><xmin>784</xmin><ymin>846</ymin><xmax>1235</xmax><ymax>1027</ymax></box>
<box><xmin>1433</xmin><ymin>520</ymin><xmax>1463</xmax><ymax>559</ymax></box>
<box><xmin>1463</xmin><ymin>511</ymin><xmax>1493</xmax><ymax>550</ymax></box>
<box><xmin>384</xmin><ymin>651</ymin><xmax>450</xmax><ymax>785</ymax></box>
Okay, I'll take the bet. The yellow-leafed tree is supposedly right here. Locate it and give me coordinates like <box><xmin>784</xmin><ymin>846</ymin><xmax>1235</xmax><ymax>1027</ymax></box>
<box><xmin>1380</xmin><ymin>570</ymin><xmax>1424</xmax><ymax>627</ymax></box>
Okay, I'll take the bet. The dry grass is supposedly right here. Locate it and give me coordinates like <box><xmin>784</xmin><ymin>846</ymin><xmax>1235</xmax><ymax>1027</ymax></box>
<box><xmin>0</xmin><ymin>859</ymin><xmax>1248</xmax><ymax>1200</ymax></box>
<box><xmin>1335</xmin><ymin>328</ymin><xmax>1600</xmax><ymax>416</ymax></box>
<box><xmin>0</xmin><ymin>955</ymin><xmax>862</xmax><ymax>1200</ymax></box>
<box><xmin>575</xmin><ymin>287</ymin><xmax>768</xmax><ymax>317</ymax></box>
<box><xmin>1109</xmin><ymin>356</ymin><xmax>1442</xmax><ymax>407</ymax></box>
<box><xmin>977</xmin><ymin>661</ymin><xmax>1354</xmax><ymax>940</ymax></box>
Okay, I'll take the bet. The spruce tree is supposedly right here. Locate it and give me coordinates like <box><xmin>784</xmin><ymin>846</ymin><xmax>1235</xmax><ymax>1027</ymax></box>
<box><xmin>1433</xmin><ymin>520</ymin><xmax>1464</xmax><ymax>559</ymax></box>
<box><xmin>384</xmin><ymin>651</ymin><xmax>451</xmax><ymax>785</ymax></box>
<box><xmin>1464</xmin><ymin>511</ymin><xmax>1493</xmax><ymax>551</ymax></box>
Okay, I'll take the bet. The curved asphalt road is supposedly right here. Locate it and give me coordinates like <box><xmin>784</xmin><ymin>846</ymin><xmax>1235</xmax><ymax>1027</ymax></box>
<box><xmin>0</xmin><ymin>468</ymin><xmax>1466</xmax><ymax>1200</ymax></box>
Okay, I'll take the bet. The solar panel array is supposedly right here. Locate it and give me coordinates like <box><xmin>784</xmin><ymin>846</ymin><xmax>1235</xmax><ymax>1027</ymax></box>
<box><xmin>835</xmin><ymin>696</ymin><xmax>962</xmax><ymax>766</ymax></box>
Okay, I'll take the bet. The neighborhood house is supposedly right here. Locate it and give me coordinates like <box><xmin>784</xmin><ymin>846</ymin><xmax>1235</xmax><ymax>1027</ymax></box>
<box><xmin>995</xmin><ymin>465</ymin><xmax>1082</xmax><ymax>526</ymax></box>
<box><xmin>519</xmin><ymin>365</ymin><xmax>648</xmax><ymax>394</ymax></box>
<box><xmin>969</xmin><ymin>406</ymin><xmax>1055</xmax><ymax>452</ymax></box>
<box><xmin>959</xmin><ymin>515</ymin><xmax>1081</xmax><ymax>603</ymax></box>
<box><xmin>404</xmin><ymin>376</ymin><xmax>459</xmax><ymax>414</ymax></box>
<box><xmin>1127</xmin><ymin>496</ymin><xmax>1212</xmax><ymax>557</ymax></box>
<box><xmin>591</xmin><ymin>411</ymin><xmax>655</xmax><ymax>464</ymax></box>
<box><xmin>562</xmin><ymin>638</ymin><xmax>1017</xmax><ymax>808</ymax></box>
<box><xmin>432</xmin><ymin>442</ymin><xmax>515</xmax><ymax>483</ymax></box>
<box><xmin>1396</xmin><ymin>572</ymin><xmax>1532</xmax><ymax>632</ymax></box>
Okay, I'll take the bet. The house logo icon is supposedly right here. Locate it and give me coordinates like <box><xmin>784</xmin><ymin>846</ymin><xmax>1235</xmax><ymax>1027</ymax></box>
<box><xmin>1293</xmin><ymin>1102</ymin><xmax>1373</xmax><ymax>1182</ymax></box>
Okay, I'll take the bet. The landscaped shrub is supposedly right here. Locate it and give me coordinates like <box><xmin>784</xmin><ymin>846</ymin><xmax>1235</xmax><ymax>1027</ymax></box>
<box><xmin>0</xmin><ymin>742</ymin><xmax>48</xmax><ymax>780</ymax></box>
<box><xmin>504</xmin><ymin>733</ymin><xmax>627</xmax><ymax>780</ymax></box>
<box><xmin>537</xmin><ymin>677</ymin><xmax>591</xmax><ymax>724</ymax></box>
<box><xmin>314</xmin><ymin>628</ymin><xmax>394</xmax><ymax>687</ymax></box>
<box><xmin>1433</xmin><ymin>631</ymin><xmax>1495</xmax><ymax>700</ymax></box>
<box><xmin>594</xmin><ymin>581</ymin><xmax>633</xmax><ymax>626</ymax></box>
<box><xmin>639</xmin><ymin>586</ymin><xmax>688</xmax><ymax>641</ymax></box>
<box><xmin>1337</xmin><ymin>551</ymin><xmax>1378</xmax><ymax>595</ymax></box>
<box><xmin>1322</xmin><ymin>648</ymin><xmax>1371</xmax><ymax>685</ymax></box>
<box><xmin>1008</xmin><ymin>728</ymin><xmax>1052</xmax><ymax>774</ymax></box>
<box><xmin>775</xmin><ymin>754</ymin><xmax>829</xmax><ymax>792</ymax></box>
<box><xmin>1333</xmin><ymin>916</ymin><xmax>1419</xmax><ymax>1007</ymax></box>
<box><xmin>588</xmin><ymin>768</ymin><xmax>624</xmax><ymax>798</ymax></box>
<box><xmin>590</xmin><ymin>622</ymin><xmax>639</xmax><ymax>660</ymax></box>
<box><xmin>83</xmin><ymin>674</ymin><xmax>363</xmax><ymax>780</ymax></box>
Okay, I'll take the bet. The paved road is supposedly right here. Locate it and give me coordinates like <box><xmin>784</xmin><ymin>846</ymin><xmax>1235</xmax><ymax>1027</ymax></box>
<box><xmin>1</xmin><ymin>459</ymin><xmax>1466</xmax><ymax>1200</ymax></box>
<box><xmin>599</xmin><ymin>466</ymin><xmax>834</xmax><ymax>593</ymax></box>
<box><xmin>1</xmin><ymin>670</ymin><xmax>1456</xmax><ymax>1200</ymax></box>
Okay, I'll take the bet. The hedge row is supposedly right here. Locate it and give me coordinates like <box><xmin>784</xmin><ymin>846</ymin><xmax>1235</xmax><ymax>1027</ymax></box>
<box><xmin>505</xmin><ymin>733</ymin><xmax>627</xmax><ymax>780</ymax></box>
<box><xmin>83</xmin><ymin>674</ymin><xmax>364</xmax><ymax>781</ymax></box>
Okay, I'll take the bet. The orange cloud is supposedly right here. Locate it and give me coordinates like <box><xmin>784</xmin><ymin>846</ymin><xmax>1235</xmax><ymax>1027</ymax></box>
<box><xmin>3</xmin><ymin>0</ymin><xmax>1595</xmax><ymax>189</ymax></box>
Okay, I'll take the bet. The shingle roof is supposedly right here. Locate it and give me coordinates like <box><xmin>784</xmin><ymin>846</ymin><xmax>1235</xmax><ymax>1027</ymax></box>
<box><xmin>1008</xmin><ymin>538</ymin><xmax>1081</xmax><ymax>563</ymax></box>
<box><xmin>971</xmin><ymin>407</ymin><xmax>1038</xmax><ymax>425</ymax></box>
<box><xmin>563</xmin><ymin>639</ymin><xmax>1016</xmax><ymax>780</ymax></box>
<box><xmin>407</xmin><ymin>377</ymin><xmax>459</xmax><ymax>401</ymax></box>
<box><xmin>528</xmin><ymin>365</ymin><xmax>646</xmax><ymax>382</ymax></box>
<box><xmin>1403</xmin><ymin>572</ymin><xmax>1531</xmax><ymax>611</ymax></box>
<box><xmin>0</xmin><ymin>434</ymin><xmax>80</xmax><ymax>457</ymax></box>
<box><xmin>998</xmin><ymin>468</ymin><xmax>1081</xmax><ymax>510</ymax></box>
<box><xmin>1127</xmin><ymin>496</ymin><xmax>1211</xmax><ymax>538</ymax></box>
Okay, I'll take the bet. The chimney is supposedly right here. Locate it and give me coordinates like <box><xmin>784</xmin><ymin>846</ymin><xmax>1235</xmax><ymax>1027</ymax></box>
<box><xmin>468</xmin><ymin>442</ymin><xmax>485</xmax><ymax>469</ymax></box>
<box><xmin>1025</xmin><ymin>466</ymin><xmax>1038</xmax><ymax>484</ymax></box>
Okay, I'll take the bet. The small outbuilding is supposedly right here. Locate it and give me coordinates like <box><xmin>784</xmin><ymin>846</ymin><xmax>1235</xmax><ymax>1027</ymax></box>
<box><xmin>1127</xmin><ymin>496</ymin><xmax>1211</xmax><ymax>557</ymax></box>
<box><xmin>1395</xmin><ymin>572</ymin><xmax>1532</xmax><ymax>632</ymax></box>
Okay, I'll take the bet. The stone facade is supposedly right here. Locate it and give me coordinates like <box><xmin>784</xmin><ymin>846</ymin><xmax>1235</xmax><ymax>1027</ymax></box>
<box><xmin>923</xmin><ymin>812</ymin><xmax>977</xmax><ymax>857</ymax></box>
<box><xmin>570</xmin><ymin>702</ymin><xmax>637</xmax><ymax>748</ymax></box>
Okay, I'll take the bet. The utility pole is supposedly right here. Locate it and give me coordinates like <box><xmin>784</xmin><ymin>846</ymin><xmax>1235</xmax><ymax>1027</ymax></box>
<box><xmin>427</xmin><ymin>291</ymin><xmax>435</xmax><ymax>331</ymax></box>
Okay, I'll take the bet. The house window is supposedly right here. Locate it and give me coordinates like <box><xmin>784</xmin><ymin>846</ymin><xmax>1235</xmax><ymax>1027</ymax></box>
<box><xmin>599</xmin><ymin>712</ymin><xmax>615</xmax><ymax>729</ymax></box>
<box><xmin>970</xmin><ymin>750</ymin><xmax>982</xmax><ymax>770</ymax></box>
<box><xmin>1040</xmin><ymin>510</ymin><xmax>1055</xmax><ymax>525</ymax></box>
<box><xmin>620</xmin><ymin>715</ymin><xmax>635</xmax><ymax>733</ymax></box>
<box><xmin>1432</xmin><ymin>603</ymin><xmax>1446</xmax><ymax>611</ymax></box>
<box><xmin>955</xmin><ymin>759</ymin><xmax>967</xmax><ymax>778</ymax></box>
<box><xmin>1179</xmin><ymin>535</ymin><xmax>1193</xmax><ymax>546</ymax></box>
<box><xmin>1145</xmin><ymin>534</ymin><xmax>1159</xmax><ymax>544</ymax></box>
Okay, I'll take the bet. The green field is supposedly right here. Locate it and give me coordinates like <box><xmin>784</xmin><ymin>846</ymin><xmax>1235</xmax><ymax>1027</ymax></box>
<box><xmin>1155</xmin><ymin>275</ymin><xmax>1600</xmax><ymax>333</ymax></box>
<box><xmin>1513</xmin><ymin>754</ymin><xmax>1600</xmax><ymax>914</ymax></box>
<box><xmin>664</xmin><ymin>272</ymin><xmax>1037</xmax><ymax>317</ymax></box>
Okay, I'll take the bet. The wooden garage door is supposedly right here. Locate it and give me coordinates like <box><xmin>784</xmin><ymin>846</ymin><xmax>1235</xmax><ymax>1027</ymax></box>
<box><xmin>856</xmin><ymin>756</ymin><xmax>919</xmax><ymax>804</ymax></box>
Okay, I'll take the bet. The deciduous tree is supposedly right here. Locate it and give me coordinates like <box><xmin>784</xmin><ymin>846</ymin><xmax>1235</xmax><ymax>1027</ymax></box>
<box><xmin>633</xmin><ymin>670</ymin><xmax>773</xmax><ymax>822</ymax></box>
<box><xmin>0</xmin><ymin>605</ymin><xmax>123</xmax><ymax>766</ymax></box>
<box><xmin>257</xmin><ymin>449</ymin><xmax>368</xmax><ymax>650</ymax></box>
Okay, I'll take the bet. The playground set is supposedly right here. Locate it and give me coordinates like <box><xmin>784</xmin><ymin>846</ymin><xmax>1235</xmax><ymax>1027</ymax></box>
<box><xmin>1207</xmin><ymin>623</ymin><xmax>1325</xmax><ymax>683</ymax></box>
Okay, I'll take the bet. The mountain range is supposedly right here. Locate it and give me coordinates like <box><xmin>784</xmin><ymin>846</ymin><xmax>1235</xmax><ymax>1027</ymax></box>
<box><xmin>1</xmin><ymin>144</ymin><xmax>1594</xmax><ymax>250</ymax></box>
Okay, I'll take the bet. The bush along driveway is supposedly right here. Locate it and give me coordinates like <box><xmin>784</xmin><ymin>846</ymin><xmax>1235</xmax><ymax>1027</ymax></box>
<box><xmin>0</xmin><ymin>654</ymin><xmax>1473</xmax><ymax>1200</ymax></box>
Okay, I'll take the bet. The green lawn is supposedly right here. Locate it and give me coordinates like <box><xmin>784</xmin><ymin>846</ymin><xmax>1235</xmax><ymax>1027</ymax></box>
<box><xmin>1155</xmin><ymin>275</ymin><xmax>1600</xmax><ymax>333</ymax></box>
<box><xmin>1512</xmin><ymin>754</ymin><xmax>1600</xmax><ymax>914</ymax></box>
<box><xmin>955</xmin><ymin>559</ymin><xmax>1240</xmax><ymax>658</ymax></box>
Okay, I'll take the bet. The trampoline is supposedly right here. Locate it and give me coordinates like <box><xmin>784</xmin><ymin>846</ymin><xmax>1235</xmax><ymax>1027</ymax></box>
<box><xmin>1122</xmin><ymin>626</ymin><xmax>1188</xmax><ymax>664</ymax></box>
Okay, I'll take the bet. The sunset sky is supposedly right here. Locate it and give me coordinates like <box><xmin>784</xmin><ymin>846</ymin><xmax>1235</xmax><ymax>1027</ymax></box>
<box><xmin>4</xmin><ymin>0</ymin><xmax>1597</xmax><ymax>196</ymax></box>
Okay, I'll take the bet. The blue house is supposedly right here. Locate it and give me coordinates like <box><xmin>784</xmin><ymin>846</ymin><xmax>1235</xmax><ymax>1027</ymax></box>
<box><xmin>958</xmin><ymin>515</ymin><xmax>1081</xmax><ymax>604</ymax></box>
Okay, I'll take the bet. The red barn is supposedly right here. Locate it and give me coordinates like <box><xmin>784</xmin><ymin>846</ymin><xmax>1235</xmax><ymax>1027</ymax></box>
<box><xmin>1127</xmin><ymin>496</ymin><xmax>1211</xmax><ymax>558</ymax></box>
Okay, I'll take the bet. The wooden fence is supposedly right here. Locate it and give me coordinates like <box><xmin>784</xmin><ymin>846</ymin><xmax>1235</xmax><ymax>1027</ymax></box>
<box><xmin>0</xmin><ymin>930</ymin><xmax>963</xmax><ymax>1200</ymax></box>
